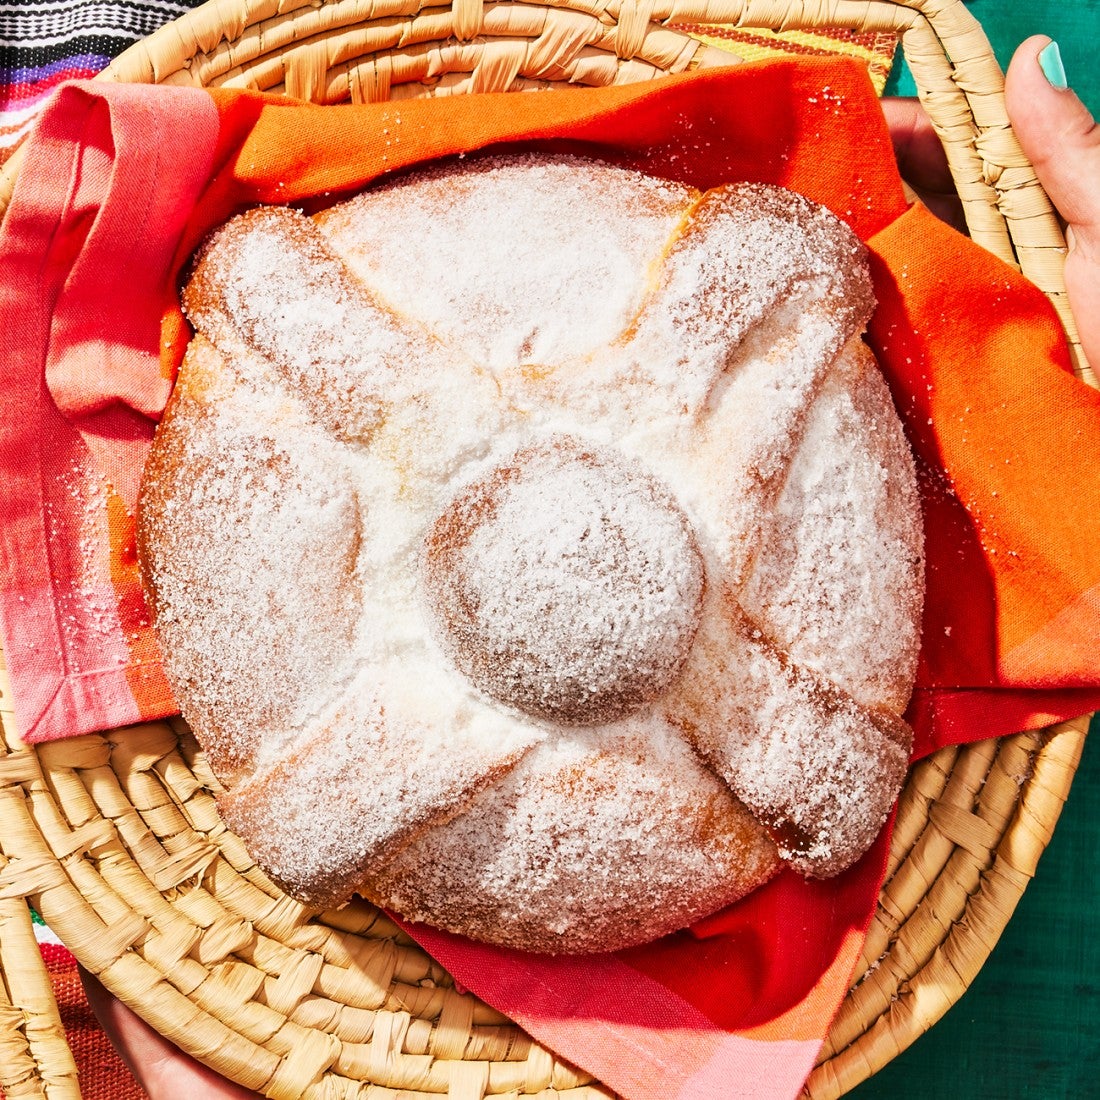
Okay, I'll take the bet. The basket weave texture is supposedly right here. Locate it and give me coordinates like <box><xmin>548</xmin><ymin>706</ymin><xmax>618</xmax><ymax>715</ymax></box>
<box><xmin>0</xmin><ymin>1</ymin><xmax>1093</xmax><ymax>1098</ymax></box>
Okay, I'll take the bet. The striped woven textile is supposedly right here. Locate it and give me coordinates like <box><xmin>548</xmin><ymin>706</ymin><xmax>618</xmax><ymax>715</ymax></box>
<box><xmin>674</xmin><ymin>24</ymin><xmax>897</xmax><ymax>94</ymax></box>
<box><xmin>0</xmin><ymin>0</ymin><xmax>207</xmax><ymax>162</ymax></box>
<box><xmin>0</xmin><ymin>0</ymin><xmax>898</xmax><ymax>165</ymax></box>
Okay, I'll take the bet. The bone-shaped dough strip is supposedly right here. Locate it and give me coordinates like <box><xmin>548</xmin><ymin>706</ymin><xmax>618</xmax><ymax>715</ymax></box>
<box><xmin>153</xmin><ymin>218</ymin><xmax>544</xmax><ymax>881</ymax></box>
<box><xmin>597</xmin><ymin>185</ymin><xmax>877</xmax><ymax>586</ymax></box>
<box><xmin>688</xmin><ymin>331</ymin><xmax>879</xmax><ymax>591</ymax></box>
<box><xmin>614</xmin><ymin>182</ymin><xmax>875</xmax><ymax>418</ymax></box>
<box><xmin>217</xmin><ymin>663</ymin><xmax>544</xmax><ymax>910</ymax></box>
<box><xmin>183</xmin><ymin>205</ymin><xmax>461</xmax><ymax>443</ymax></box>
<box><xmin>665</xmin><ymin>585</ymin><xmax>912</xmax><ymax>877</ymax></box>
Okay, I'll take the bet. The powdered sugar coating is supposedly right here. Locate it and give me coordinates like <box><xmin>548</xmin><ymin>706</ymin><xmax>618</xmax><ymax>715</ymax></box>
<box><xmin>371</xmin><ymin>720</ymin><xmax>778</xmax><ymax>953</ymax></box>
<box><xmin>139</xmin><ymin>153</ymin><xmax>924</xmax><ymax>953</ymax></box>
<box><xmin>667</xmin><ymin>587</ymin><xmax>911</xmax><ymax>876</ymax></box>
<box><xmin>741</xmin><ymin>340</ymin><xmax>924</xmax><ymax>711</ymax></box>
<box><xmin>421</xmin><ymin>436</ymin><xmax>705</xmax><ymax>725</ymax></box>
<box><xmin>316</xmin><ymin>156</ymin><xmax>694</xmax><ymax>371</ymax></box>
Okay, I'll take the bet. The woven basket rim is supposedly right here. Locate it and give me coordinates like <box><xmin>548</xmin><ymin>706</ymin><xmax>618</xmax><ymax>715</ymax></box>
<box><xmin>0</xmin><ymin>1</ymin><xmax>1094</xmax><ymax>1098</ymax></box>
<box><xmin>0</xmin><ymin>0</ymin><xmax>1091</xmax><ymax>380</ymax></box>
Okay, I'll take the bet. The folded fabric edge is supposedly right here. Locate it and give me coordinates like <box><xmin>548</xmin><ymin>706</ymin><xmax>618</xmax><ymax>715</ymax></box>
<box><xmin>908</xmin><ymin>688</ymin><xmax>1100</xmax><ymax>760</ymax></box>
<box><xmin>0</xmin><ymin>79</ymin><xmax>218</xmax><ymax>743</ymax></box>
<box><xmin>396</xmin><ymin>917</ymin><xmax>828</xmax><ymax>1100</ymax></box>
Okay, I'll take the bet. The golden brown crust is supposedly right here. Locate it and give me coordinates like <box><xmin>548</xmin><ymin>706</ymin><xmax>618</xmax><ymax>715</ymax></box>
<box><xmin>363</xmin><ymin>729</ymin><xmax>781</xmax><ymax>954</ymax></box>
<box><xmin>139</xmin><ymin>153</ymin><xmax>923</xmax><ymax>953</ymax></box>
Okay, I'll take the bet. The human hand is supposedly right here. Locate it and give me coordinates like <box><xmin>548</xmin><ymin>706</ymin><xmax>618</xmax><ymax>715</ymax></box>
<box><xmin>883</xmin><ymin>36</ymin><xmax>1099</xmax><ymax>370</ymax></box>
<box><xmin>1006</xmin><ymin>36</ymin><xmax>1100</xmax><ymax>370</ymax></box>
<box><xmin>79</xmin><ymin>966</ymin><xmax>262</xmax><ymax>1099</ymax></box>
<box><xmin>879</xmin><ymin>95</ymin><xmax>966</xmax><ymax>234</ymax></box>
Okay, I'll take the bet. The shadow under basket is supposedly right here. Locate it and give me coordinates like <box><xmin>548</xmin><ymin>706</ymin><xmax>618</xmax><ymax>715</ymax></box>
<box><xmin>0</xmin><ymin>0</ymin><xmax>1094</xmax><ymax>1097</ymax></box>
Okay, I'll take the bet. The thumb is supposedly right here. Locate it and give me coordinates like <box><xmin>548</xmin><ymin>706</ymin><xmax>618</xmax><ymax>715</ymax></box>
<box><xmin>1005</xmin><ymin>36</ymin><xmax>1100</xmax><ymax>371</ymax></box>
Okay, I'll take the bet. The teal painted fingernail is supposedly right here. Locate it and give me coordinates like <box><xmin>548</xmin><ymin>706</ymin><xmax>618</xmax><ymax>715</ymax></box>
<box><xmin>1038</xmin><ymin>41</ymin><xmax>1067</xmax><ymax>89</ymax></box>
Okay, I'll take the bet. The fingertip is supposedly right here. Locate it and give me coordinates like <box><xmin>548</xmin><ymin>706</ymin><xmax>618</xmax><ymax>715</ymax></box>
<box><xmin>1004</xmin><ymin>37</ymin><xmax>1100</xmax><ymax>372</ymax></box>
<box><xmin>1005</xmin><ymin>37</ymin><xmax>1099</xmax><ymax>206</ymax></box>
<box><xmin>1005</xmin><ymin>36</ymin><xmax>1058</xmax><ymax>123</ymax></box>
<box><xmin>1005</xmin><ymin>35</ymin><xmax>1093</xmax><ymax>124</ymax></box>
<box><xmin>1008</xmin><ymin>34</ymin><xmax>1055</xmax><ymax>72</ymax></box>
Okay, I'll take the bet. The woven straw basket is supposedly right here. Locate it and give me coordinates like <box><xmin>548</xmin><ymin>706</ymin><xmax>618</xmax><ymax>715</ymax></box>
<box><xmin>0</xmin><ymin>0</ymin><xmax>1094</xmax><ymax>1097</ymax></box>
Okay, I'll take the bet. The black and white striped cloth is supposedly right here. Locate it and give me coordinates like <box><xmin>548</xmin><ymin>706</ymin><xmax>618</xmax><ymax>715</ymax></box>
<box><xmin>1</xmin><ymin>0</ymin><xmax>207</xmax><ymax>159</ymax></box>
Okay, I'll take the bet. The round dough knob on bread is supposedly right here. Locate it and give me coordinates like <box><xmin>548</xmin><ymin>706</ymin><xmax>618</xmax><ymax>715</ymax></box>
<box><xmin>421</xmin><ymin>435</ymin><xmax>706</xmax><ymax>727</ymax></box>
<box><xmin>139</xmin><ymin>153</ymin><xmax>924</xmax><ymax>953</ymax></box>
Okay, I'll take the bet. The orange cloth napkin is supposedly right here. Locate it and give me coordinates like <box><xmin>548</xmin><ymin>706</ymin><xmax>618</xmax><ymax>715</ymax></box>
<box><xmin>1</xmin><ymin>58</ymin><xmax>1098</xmax><ymax>1099</ymax></box>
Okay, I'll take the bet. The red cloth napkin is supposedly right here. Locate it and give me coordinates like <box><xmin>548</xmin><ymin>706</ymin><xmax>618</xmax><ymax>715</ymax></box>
<box><xmin>2</xmin><ymin>60</ymin><xmax>1099</xmax><ymax>1100</ymax></box>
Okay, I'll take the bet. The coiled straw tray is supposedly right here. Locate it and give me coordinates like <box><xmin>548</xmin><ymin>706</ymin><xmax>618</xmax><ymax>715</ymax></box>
<box><xmin>0</xmin><ymin>0</ymin><xmax>1094</xmax><ymax>1097</ymax></box>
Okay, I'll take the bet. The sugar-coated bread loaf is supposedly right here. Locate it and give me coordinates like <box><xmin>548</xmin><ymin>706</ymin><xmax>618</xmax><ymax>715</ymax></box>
<box><xmin>138</xmin><ymin>154</ymin><xmax>924</xmax><ymax>954</ymax></box>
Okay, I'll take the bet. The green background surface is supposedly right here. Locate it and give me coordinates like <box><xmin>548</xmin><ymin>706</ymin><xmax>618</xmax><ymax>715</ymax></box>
<box><xmin>848</xmin><ymin>714</ymin><xmax>1100</xmax><ymax>1099</ymax></box>
<box><xmin>885</xmin><ymin>0</ymin><xmax>1100</xmax><ymax>115</ymax></box>
<box><xmin>866</xmin><ymin>6</ymin><xmax>1099</xmax><ymax>1096</ymax></box>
